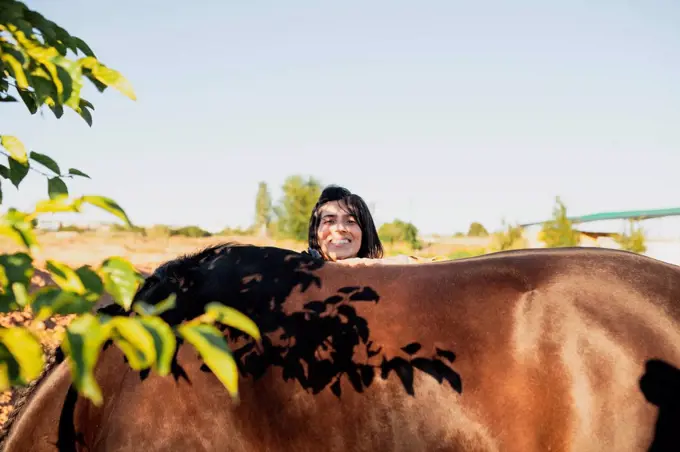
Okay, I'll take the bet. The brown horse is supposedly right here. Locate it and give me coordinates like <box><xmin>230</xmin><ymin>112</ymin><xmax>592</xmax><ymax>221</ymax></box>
<box><xmin>2</xmin><ymin>244</ymin><xmax>680</xmax><ymax>451</ymax></box>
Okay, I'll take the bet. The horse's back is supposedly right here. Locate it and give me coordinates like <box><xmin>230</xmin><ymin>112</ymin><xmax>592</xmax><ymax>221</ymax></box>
<box><xmin>4</xmin><ymin>246</ymin><xmax>680</xmax><ymax>451</ymax></box>
<box><xmin>358</xmin><ymin>247</ymin><xmax>680</xmax><ymax>451</ymax></box>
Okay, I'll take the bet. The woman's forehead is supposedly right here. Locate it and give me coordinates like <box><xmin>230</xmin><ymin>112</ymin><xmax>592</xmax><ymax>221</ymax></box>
<box><xmin>319</xmin><ymin>200</ymin><xmax>354</xmax><ymax>216</ymax></box>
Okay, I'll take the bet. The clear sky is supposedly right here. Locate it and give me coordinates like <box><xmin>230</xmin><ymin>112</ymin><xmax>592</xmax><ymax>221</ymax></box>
<box><xmin>4</xmin><ymin>0</ymin><xmax>680</xmax><ymax>237</ymax></box>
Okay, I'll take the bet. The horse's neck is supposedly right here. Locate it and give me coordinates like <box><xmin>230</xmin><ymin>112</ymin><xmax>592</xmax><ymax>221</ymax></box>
<box><xmin>1</xmin><ymin>361</ymin><xmax>72</xmax><ymax>450</ymax></box>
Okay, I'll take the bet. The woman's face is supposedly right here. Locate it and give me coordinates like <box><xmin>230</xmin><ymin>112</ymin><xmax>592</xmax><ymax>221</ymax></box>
<box><xmin>316</xmin><ymin>200</ymin><xmax>363</xmax><ymax>261</ymax></box>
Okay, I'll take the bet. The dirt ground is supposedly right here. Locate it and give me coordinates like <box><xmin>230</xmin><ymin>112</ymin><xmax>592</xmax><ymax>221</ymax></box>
<box><xmin>0</xmin><ymin>230</ymin><xmax>487</xmax><ymax>431</ymax></box>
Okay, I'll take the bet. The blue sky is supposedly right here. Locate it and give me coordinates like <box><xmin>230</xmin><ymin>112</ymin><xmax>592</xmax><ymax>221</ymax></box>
<box><xmin>3</xmin><ymin>0</ymin><xmax>680</xmax><ymax>237</ymax></box>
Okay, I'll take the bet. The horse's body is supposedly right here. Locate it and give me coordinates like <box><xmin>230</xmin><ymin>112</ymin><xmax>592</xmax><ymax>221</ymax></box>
<box><xmin>3</xmin><ymin>244</ymin><xmax>680</xmax><ymax>451</ymax></box>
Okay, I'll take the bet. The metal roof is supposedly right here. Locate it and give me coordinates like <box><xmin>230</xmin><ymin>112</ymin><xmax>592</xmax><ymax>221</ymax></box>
<box><xmin>520</xmin><ymin>207</ymin><xmax>680</xmax><ymax>227</ymax></box>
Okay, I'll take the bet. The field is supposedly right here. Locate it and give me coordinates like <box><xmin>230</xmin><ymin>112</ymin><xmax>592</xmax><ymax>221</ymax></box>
<box><xmin>0</xmin><ymin>230</ymin><xmax>490</xmax><ymax>430</ymax></box>
<box><xmin>5</xmin><ymin>229</ymin><xmax>492</xmax><ymax>270</ymax></box>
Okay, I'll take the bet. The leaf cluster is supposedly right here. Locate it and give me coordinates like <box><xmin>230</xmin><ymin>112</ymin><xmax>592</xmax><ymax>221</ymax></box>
<box><xmin>0</xmin><ymin>0</ymin><xmax>261</xmax><ymax>407</ymax></box>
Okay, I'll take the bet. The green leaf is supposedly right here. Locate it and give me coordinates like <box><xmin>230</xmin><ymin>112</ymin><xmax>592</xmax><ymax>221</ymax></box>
<box><xmin>99</xmin><ymin>257</ymin><xmax>142</xmax><ymax>310</ymax></box>
<box><xmin>54</xmin><ymin>64</ymin><xmax>73</xmax><ymax>104</ymax></box>
<box><xmin>30</xmin><ymin>73</ymin><xmax>58</xmax><ymax>106</ymax></box>
<box><xmin>0</xmin><ymin>94</ymin><xmax>17</xmax><ymax>102</ymax></box>
<box><xmin>68</xmin><ymin>168</ymin><xmax>90</xmax><ymax>179</ymax></box>
<box><xmin>0</xmin><ymin>136</ymin><xmax>28</xmax><ymax>165</ymax></box>
<box><xmin>81</xmin><ymin>195</ymin><xmax>131</xmax><ymax>226</ymax></box>
<box><xmin>81</xmin><ymin>59</ymin><xmax>136</xmax><ymax>101</ymax></box>
<box><xmin>47</xmin><ymin>177</ymin><xmax>68</xmax><ymax>199</ymax></box>
<box><xmin>8</xmin><ymin>157</ymin><xmax>29</xmax><ymax>188</ymax></box>
<box><xmin>62</xmin><ymin>60</ymin><xmax>83</xmax><ymax>111</ymax></box>
<box><xmin>0</xmin><ymin>164</ymin><xmax>9</xmax><ymax>179</ymax></box>
<box><xmin>82</xmin><ymin>69</ymin><xmax>108</xmax><ymax>93</ymax></box>
<box><xmin>32</xmin><ymin>195</ymin><xmax>80</xmax><ymax>215</ymax></box>
<box><xmin>201</xmin><ymin>303</ymin><xmax>261</xmax><ymax>342</ymax></box>
<box><xmin>178</xmin><ymin>323</ymin><xmax>240</xmax><ymax>399</ymax></box>
<box><xmin>73</xmin><ymin>37</ymin><xmax>95</xmax><ymax>58</ymax></box>
<box><xmin>0</xmin><ymin>52</ymin><xmax>28</xmax><ymax>90</ymax></box>
<box><xmin>0</xmin><ymin>343</ymin><xmax>20</xmax><ymax>390</ymax></box>
<box><xmin>136</xmin><ymin>316</ymin><xmax>176</xmax><ymax>376</ymax></box>
<box><xmin>0</xmin><ymin>253</ymin><xmax>33</xmax><ymax>288</ymax></box>
<box><xmin>104</xmin><ymin>317</ymin><xmax>156</xmax><ymax>371</ymax></box>
<box><xmin>0</xmin><ymin>265</ymin><xmax>8</xmax><ymax>288</ymax></box>
<box><xmin>77</xmin><ymin>100</ymin><xmax>93</xmax><ymax>126</ymax></box>
<box><xmin>24</xmin><ymin>46</ymin><xmax>60</xmax><ymax>65</ymax></box>
<box><xmin>0</xmin><ymin>294</ymin><xmax>21</xmax><ymax>313</ymax></box>
<box><xmin>0</xmin><ymin>210</ymin><xmax>39</xmax><ymax>251</ymax></box>
<box><xmin>48</xmin><ymin>103</ymin><xmax>64</xmax><ymax>119</ymax></box>
<box><xmin>61</xmin><ymin>314</ymin><xmax>109</xmax><ymax>406</ymax></box>
<box><xmin>32</xmin><ymin>288</ymin><xmax>94</xmax><ymax>320</ymax></box>
<box><xmin>29</xmin><ymin>151</ymin><xmax>61</xmax><ymax>175</ymax></box>
<box><xmin>75</xmin><ymin>265</ymin><xmax>104</xmax><ymax>301</ymax></box>
<box><xmin>16</xmin><ymin>88</ymin><xmax>38</xmax><ymax>115</ymax></box>
<box><xmin>11</xmin><ymin>282</ymin><xmax>29</xmax><ymax>307</ymax></box>
<box><xmin>46</xmin><ymin>260</ymin><xmax>86</xmax><ymax>294</ymax></box>
<box><xmin>133</xmin><ymin>293</ymin><xmax>176</xmax><ymax>317</ymax></box>
<box><xmin>0</xmin><ymin>327</ymin><xmax>44</xmax><ymax>388</ymax></box>
<box><xmin>79</xmin><ymin>98</ymin><xmax>94</xmax><ymax>110</ymax></box>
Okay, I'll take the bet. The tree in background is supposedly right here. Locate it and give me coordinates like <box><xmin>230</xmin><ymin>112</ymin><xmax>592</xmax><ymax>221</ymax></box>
<box><xmin>467</xmin><ymin>221</ymin><xmax>489</xmax><ymax>237</ymax></box>
<box><xmin>254</xmin><ymin>181</ymin><xmax>272</xmax><ymax>237</ymax></box>
<box><xmin>379</xmin><ymin>219</ymin><xmax>422</xmax><ymax>250</ymax></box>
<box><xmin>615</xmin><ymin>219</ymin><xmax>647</xmax><ymax>254</ymax></box>
<box><xmin>274</xmin><ymin>175</ymin><xmax>321</xmax><ymax>241</ymax></box>
<box><xmin>0</xmin><ymin>0</ymin><xmax>258</xmax><ymax>411</ymax></box>
<box><xmin>540</xmin><ymin>196</ymin><xmax>581</xmax><ymax>248</ymax></box>
<box><xmin>489</xmin><ymin>220</ymin><xmax>527</xmax><ymax>251</ymax></box>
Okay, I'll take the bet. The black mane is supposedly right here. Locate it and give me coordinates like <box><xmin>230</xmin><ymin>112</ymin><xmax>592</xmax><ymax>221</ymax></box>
<box><xmin>128</xmin><ymin>242</ymin><xmax>324</xmax><ymax>326</ymax></box>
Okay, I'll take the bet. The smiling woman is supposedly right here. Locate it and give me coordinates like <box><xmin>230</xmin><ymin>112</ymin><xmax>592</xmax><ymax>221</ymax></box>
<box><xmin>306</xmin><ymin>185</ymin><xmax>384</xmax><ymax>261</ymax></box>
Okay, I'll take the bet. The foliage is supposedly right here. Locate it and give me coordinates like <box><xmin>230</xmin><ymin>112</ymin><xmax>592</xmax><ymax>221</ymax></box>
<box><xmin>467</xmin><ymin>221</ymin><xmax>488</xmax><ymax>237</ymax></box>
<box><xmin>489</xmin><ymin>220</ymin><xmax>527</xmax><ymax>252</ymax></box>
<box><xmin>171</xmin><ymin>225</ymin><xmax>211</xmax><ymax>238</ymax></box>
<box><xmin>144</xmin><ymin>224</ymin><xmax>172</xmax><ymax>239</ymax></box>
<box><xmin>0</xmin><ymin>0</ymin><xmax>259</xmax><ymax>407</ymax></box>
<box><xmin>614</xmin><ymin>219</ymin><xmax>647</xmax><ymax>254</ymax></box>
<box><xmin>446</xmin><ymin>248</ymin><xmax>487</xmax><ymax>259</ymax></box>
<box><xmin>109</xmin><ymin>223</ymin><xmax>145</xmax><ymax>234</ymax></box>
<box><xmin>273</xmin><ymin>175</ymin><xmax>322</xmax><ymax>241</ymax></box>
<box><xmin>540</xmin><ymin>196</ymin><xmax>580</xmax><ymax>248</ymax></box>
<box><xmin>56</xmin><ymin>223</ymin><xmax>87</xmax><ymax>232</ymax></box>
<box><xmin>254</xmin><ymin>181</ymin><xmax>272</xmax><ymax>236</ymax></box>
<box><xmin>379</xmin><ymin>219</ymin><xmax>422</xmax><ymax>250</ymax></box>
<box><xmin>0</xmin><ymin>0</ymin><xmax>134</xmax><ymax>126</ymax></box>
<box><xmin>220</xmin><ymin>225</ymin><xmax>256</xmax><ymax>236</ymax></box>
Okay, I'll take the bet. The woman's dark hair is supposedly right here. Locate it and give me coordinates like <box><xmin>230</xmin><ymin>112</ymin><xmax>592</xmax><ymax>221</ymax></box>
<box><xmin>307</xmin><ymin>185</ymin><xmax>384</xmax><ymax>259</ymax></box>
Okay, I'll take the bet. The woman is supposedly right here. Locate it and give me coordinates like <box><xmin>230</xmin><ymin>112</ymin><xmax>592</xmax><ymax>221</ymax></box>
<box><xmin>305</xmin><ymin>185</ymin><xmax>417</xmax><ymax>265</ymax></box>
<box><xmin>306</xmin><ymin>185</ymin><xmax>383</xmax><ymax>261</ymax></box>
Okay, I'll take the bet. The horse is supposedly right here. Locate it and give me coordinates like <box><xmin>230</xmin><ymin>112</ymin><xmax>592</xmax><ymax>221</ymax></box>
<box><xmin>2</xmin><ymin>243</ymin><xmax>680</xmax><ymax>451</ymax></box>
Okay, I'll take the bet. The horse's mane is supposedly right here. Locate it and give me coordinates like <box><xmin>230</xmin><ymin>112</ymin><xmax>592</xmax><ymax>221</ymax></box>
<box><xmin>165</xmin><ymin>242</ymin><xmax>310</xmax><ymax>272</ymax></box>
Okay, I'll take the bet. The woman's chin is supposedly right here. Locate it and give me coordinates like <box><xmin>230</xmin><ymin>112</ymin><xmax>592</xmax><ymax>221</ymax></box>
<box><xmin>326</xmin><ymin>248</ymin><xmax>358</xmax><ymax>261</ymax></box>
